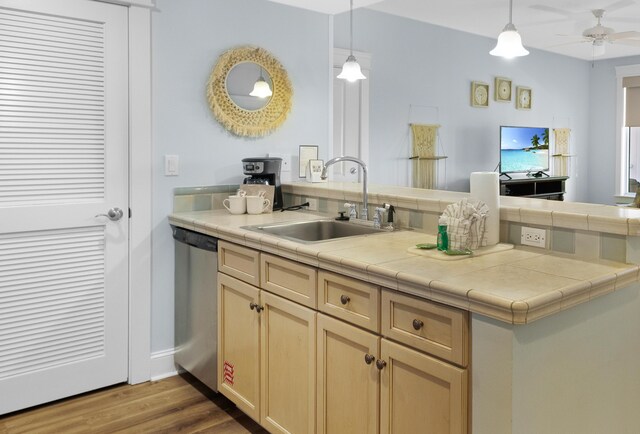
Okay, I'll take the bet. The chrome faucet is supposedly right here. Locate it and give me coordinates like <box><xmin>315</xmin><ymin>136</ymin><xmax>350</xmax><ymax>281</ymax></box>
<box><xmin>321</xmin><ymin>156</ymin><xmax>368</xmax><ymax>220</ymax></box>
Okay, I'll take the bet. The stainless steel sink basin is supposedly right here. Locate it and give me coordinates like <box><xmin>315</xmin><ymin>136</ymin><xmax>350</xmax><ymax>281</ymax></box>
<box><xmin>242</xmin><ymin>219</ymin><xmax>386</xmax><ymax>243</ymax></box>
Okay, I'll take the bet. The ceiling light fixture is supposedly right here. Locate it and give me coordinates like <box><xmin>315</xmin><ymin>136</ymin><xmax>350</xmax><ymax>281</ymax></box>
<box><xmin>337</xmin><ymin>0</ymin><xmax>366</xmax><ymax>82</ymax></box>
<box><xmin>249</xmin><ymin>67</ymin><xmax>273</xmax><ymax>98</ymax></box>
<box><xmin>490</xmin><ymin>0</ymin><xmax>529</xmax><ymax>59</ymax></box>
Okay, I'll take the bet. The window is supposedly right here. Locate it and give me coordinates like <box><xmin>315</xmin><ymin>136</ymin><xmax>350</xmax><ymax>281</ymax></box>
<box><xmin>615</xmin><ymin>65</ymin><xmax>640</xmax><ymax>197</ymax></box>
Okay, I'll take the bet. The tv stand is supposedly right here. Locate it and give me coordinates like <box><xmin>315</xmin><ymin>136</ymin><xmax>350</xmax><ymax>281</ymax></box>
<box><xmin>500</xmin><ymin>176</ymin><xmax>568</xmax><ymax>201</ymax></box>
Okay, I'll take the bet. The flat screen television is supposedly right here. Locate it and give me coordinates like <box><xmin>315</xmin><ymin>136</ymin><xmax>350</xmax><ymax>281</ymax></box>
<box><xmin>500</xmin><ymin>126</ymin><xmax>550</xmax><ymax>174</ymax></box>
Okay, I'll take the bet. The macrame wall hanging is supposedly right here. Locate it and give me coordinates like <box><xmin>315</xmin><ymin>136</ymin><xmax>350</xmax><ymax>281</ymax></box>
<box><xmin>410</xmin><ymin>124</ymin><xmax>446</xmax><ymax>189</ymax></box>
<box><xmin>552</xmin><ymin>128</ymin><xmax>572</xmax><ymax>177</ymax></box>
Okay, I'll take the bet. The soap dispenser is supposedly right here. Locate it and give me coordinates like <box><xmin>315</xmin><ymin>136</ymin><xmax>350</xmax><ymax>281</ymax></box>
<box><xmin>437</xmin><ymin>217</ymin><xmax>448</xmax><ymax>251</ymax></box>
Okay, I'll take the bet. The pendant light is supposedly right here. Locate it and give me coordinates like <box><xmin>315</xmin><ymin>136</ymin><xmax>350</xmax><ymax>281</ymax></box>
<box><xmin>249</xmin><ymin>66</ymin><xmax>273</xmax><ymax>98</ymax></box>
<box><xmin>490</xmin><ymin>0</ymin><xmax>529</xmax><ymax>59</ymax></box>
<box><xmin>337</xmin><ymin>0</ymin><xmax>366</xmax><ymax>82</ymax></box>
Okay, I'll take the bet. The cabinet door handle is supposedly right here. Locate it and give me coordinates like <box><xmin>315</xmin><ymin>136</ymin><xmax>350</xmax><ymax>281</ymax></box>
<box><xmin>249</xmin><ymin>302</ymin><xmax>263</xmax><ymax>312</ymax></box>
<box><xmin>412</xmin><ymin>319</ymin><xmax>424</xmax><ymax>330</ymax></box>
<box><xmin>364</xmin><ymin>353</ymin><xmax>375</xmax><ymax>365</ymax></box>
<box><xmin>340</xmin><ymin>295</ymin><xmax>351</xmax><ymax>305</ymax></box>
<box><xmin>375</xmin><ymin>359</ymin><xmax>387</xmax><ymax>370</ymax></box>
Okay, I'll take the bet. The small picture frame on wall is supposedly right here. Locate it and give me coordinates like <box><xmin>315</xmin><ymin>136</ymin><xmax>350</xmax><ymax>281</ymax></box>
<box><xmin>471</xmin><ymin>81</ymin><xmax>489</xmax><ymax>108</ymax></box>
<box><xmin>494</xmin><ymin>77</ymin><xmax>512</xmax><ymax>102</ymax></box>
<box><xmin>516</xmin><ymin>86</ymin><xmax>532</xmax><ymax>110</ymax></box>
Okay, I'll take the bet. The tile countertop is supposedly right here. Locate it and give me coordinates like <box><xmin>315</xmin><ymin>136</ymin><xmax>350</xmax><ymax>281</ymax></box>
<box><xmin>283</xmin><ymin>182</ymin><xmax>640</xmax><ymax>236</ymax></box>
<box><xmin>169</xmin><ymin>209</ymin><xmax>640</xmax><ymax>325</ymax></box>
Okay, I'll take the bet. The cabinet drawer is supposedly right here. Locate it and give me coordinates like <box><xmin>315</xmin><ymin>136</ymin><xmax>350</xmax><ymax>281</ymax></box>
<box><xmin>261</xmin><ymin>253</ymin><xmax>317</xmax><ymax>308</ymax></box>
<box><xmin>318</xmin><ymin>271</ymin><xmax>380</xmax><ymax>332</ymax></box>
<box><xmin>218</xmin><ymin>241</ymin><xmax>260</xmax><ymax>286</ymax></box>
<box><xmin>381</xmin><ymin>290</ymin><xmax>468</xmax><ymax>367</ymax></box>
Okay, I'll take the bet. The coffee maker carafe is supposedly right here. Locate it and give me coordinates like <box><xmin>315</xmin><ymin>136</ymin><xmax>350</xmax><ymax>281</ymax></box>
<box><xmin>242</xmin><ymin>157</ymin><xmax>283</xmax><ymax>210</ymax></box>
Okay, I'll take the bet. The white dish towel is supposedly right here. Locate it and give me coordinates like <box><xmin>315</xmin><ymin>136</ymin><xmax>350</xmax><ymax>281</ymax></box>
<box><xmin>441</xmin><ymin>198</ymin><xmax>489</xmax><ymax>250</ymax></box>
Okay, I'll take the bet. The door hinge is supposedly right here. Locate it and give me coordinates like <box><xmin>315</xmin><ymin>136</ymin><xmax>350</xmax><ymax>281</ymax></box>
<box><xmin>129</xmin><ymin>208</ymin><xmax>132</xmax><ymax>218</ymax></box>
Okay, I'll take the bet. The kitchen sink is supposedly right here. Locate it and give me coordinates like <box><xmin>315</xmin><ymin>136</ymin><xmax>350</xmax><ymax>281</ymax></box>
<box><xmin>242</xmin><ymin>219</ymin><xmax>387</xmax><ymax>243</ymax></box>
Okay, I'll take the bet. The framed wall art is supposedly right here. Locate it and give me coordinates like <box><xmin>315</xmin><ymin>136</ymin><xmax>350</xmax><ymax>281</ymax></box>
<box><xmin>494</xmin><ymin>77</ymin><xmax>512</xmax><ymax>102</ymax></box>
<box><xmin>471</xmin><ymin>81</ymin><xmax>489</xmax><ymax>108</ymax></box>
<box><xmin>516</xmin><ymin>86</ymin><xmax>532</xmax><ymax>110</ymax></box>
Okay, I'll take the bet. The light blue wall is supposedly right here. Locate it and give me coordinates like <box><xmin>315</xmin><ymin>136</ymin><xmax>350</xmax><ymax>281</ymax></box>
<box><xmin>151</xmin><ymin>0</ymin><xmax>330</xmax><ymax>352</ymax></box>
<box><xmin>335</xmin><ymin>10</ymin><xmax>592</xmax><ymax>197</ymax></box>
<box><xmin>588</xmin><ymin>55</ymin><xmax>640</xmax><ymax>205</ymax></box>
<box><xmin>150</xmin><ymin>2</ymin><xmax>629</xmax><ymax>353</ymax></box>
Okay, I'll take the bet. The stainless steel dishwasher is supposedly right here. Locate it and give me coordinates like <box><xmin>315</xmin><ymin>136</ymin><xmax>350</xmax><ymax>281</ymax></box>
<box><xmin>172</xmin><ymin>225</ymin><xmax>218</xmax><ymax>392</ymax></box>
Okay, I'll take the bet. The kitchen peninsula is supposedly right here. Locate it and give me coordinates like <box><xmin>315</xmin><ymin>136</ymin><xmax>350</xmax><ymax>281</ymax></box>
<box><xmin>170</xmin><ymin>182</ymin><xmax>640</xmax><ymax>434</ymax></box>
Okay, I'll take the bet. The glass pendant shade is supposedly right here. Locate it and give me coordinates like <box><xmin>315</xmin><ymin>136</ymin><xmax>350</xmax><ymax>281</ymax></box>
<box><xmin>592</xmin><ymin>41</ymin><xmax>606</xmax><ymax>57</ymax></box>
<box><xmin>490</xmin><ymin>24</ymin><xmax>529</xmax><ymax>58</ymax></box>
<box><xmin>249</xmin><ymin>76</ymin><xmax>272</xmax><ymax>98</ymax></box>
<box><xmin>337</xmin><ymin>54</ymin><xmax>366</xmax><ymax>82</ymax></box>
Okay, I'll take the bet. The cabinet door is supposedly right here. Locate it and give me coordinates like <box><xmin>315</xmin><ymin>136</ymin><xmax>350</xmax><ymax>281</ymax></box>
<box><xmin>260</xmin><ymin>290</ymin><xmax>316</xmax><ymax>434</ymax></box>
<box><xmin>218</xmin><ymin>273</ymin><xmax>260</xmax><ymax>422</ymax></box>
<box><xmin>317</xmin><ymin>314</ymin><xmax>379</xmax><ymax>434</ymax></box>
<box><xmin>380</xmin><ymin>339</ymin><xmax>467</xmax><ymax>434</ymax></box>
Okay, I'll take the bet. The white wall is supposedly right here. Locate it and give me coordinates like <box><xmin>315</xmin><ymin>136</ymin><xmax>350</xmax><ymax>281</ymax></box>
<box><xmin>588</xmin><ymin>55</ymin><xmax>640</xmax><ymax>205</ymax></box>
<box><xmin>151</xmin><ymin>0</ymin><xmax>330</xmax><ymax>352</ymax></box>
<box><xmin>334</xmin><ymin>10</ymin><xmax>592</xmax><ymax>199</ymax></box>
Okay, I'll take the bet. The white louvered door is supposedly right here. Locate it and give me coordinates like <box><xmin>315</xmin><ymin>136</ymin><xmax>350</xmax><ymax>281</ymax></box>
<box><xmin>0</xmin><ymin>0</ymin><xmax>128</xmax><ymax>414</ymax></box>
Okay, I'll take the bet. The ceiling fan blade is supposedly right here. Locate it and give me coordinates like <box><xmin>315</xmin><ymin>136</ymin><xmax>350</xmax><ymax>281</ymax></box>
<box><xmin>519</xmin><ymin>18</ymin><xmax>568</xmax><ymax>28</ymax></box>
<box><xmin>547</xmin><ymin>39</ymin><xmax>590</xmax><ymax>48</ymax></box>
<box><xmin>608</xmin><ymin>31</ymin><xmax>640</xmax><ymax>40</ymax></box>
<box><xmin>611</xmin><ymin>39</ymin><xmax>640</xmax><ymax>47</ymax></box>
<box><xmin>529</xmin><ymin>4</ymin><xmax>573</xmax><ymax>17</ymax></box>
<box><xmin>606</xmin><ymin>17</ymin><xmax>640</xmax><ymax>24</ymax></box>
<box><xmin>603</xmin><ymin>0</ymin><xmax>635</xmax><ymax>13</ymax></box>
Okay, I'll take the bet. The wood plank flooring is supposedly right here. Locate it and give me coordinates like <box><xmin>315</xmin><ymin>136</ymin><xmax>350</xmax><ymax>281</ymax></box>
<box><xmin>0</xmin><ymin>373</ymin><xmax>268</xmax><ymax>433</ymax></box>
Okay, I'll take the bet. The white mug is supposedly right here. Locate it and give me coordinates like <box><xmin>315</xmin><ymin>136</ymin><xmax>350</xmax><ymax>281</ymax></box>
<box><xmin>223</xmin><ymin>195</ymin><xmax>246</xmax><ymax>214</ymax></box>
<box><xmin>246</xmin><ymin>196</ymin><xmax>271</xmax><ymax>215</ymax></box>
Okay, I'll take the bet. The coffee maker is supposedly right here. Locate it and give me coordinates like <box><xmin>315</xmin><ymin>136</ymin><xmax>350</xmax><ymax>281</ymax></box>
<box><xmin>242</xmin><ymin>157</ymin><xmax>283</xmax><ymax>210</ymax></box>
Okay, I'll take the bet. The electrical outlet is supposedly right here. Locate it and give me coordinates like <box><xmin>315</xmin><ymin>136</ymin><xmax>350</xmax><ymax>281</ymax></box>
<box><xmin>306</xmin><ymin>198</ymin><xmax>318</xmax><ymax>211</ymax></box>
<box><xmin>281</xmin><ymin>154</ymin><xmax>291</xmax><ymax>172</ymax></box>
<box><xmin>521</xmin><ymin>227</ymin><xmax>546</xmax><ymax>248</ymax></box>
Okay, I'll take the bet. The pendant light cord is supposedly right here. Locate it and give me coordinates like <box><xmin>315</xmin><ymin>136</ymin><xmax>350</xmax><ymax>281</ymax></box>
<box><xmin>349</xmin><ymin>0</ymin><xmax>354</xmax><ymax>55</ymax></box>
<box><xmin>509</xmin><ymin>0</ymin><xmax>513</xmax><ymax>24</ymax></box>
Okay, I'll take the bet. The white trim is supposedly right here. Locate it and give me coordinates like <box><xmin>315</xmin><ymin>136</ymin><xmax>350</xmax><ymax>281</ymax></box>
<box><xmin>615</xmin><ymin>64</ymin><xmax>640</xmax><ymax>197</ymax></box>
<box><xmin>95</xmin><ymin>0</ymin><xmax>154</xmax><ymax>8</ymax></box>
<box><xmin>127</xmin><ymin>4</ymin><xmax>153</xmax><ymax>384</ymax></box>
<box><xmin>150</xmin><ymin>348</ymin><xmax>179</xmax><ymax>381</ymax></box>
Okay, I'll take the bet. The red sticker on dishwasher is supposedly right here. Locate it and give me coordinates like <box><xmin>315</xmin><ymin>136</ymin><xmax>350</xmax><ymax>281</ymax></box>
<box><xmin>223</xmin><ymin>361</ymin><xmax>234</xmax><ymax>385</ymax></box>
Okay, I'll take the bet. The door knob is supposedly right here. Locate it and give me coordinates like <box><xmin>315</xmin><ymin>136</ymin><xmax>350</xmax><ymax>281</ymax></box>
<box><xmin>95</xmin><ymin>207</ymin><xmax>124</xmax><ymax>221</ymax></box>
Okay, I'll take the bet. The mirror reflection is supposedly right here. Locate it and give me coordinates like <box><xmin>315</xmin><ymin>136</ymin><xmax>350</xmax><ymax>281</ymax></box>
<box><xmin>226</xmin><ymin>61</ymin><xmax>272</xmax><ymax>111</ymax></box>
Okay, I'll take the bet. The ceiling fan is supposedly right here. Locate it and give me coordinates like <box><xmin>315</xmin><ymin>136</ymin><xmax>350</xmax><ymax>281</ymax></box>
<box><xmin>575</xmin><ymin>8</ymin><xmax>640</xmax><ymax>54</ymax></box>
<box><xmin>537</xmin><ymin>2</ymin><xmax>640</xmax><ymax>56</ymax></box>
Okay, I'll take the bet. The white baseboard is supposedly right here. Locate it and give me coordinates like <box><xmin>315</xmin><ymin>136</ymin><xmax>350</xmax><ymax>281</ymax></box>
<box><xmin>150</xmin><ymin>348</ymin><xmax>178</xmax><ymax>381</ymax></box>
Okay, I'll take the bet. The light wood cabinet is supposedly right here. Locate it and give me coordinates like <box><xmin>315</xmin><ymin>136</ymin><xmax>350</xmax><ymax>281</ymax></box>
<box><xmin>382</xmin><ymin>290</ymin><xmax>469</xmax><ymax>367</ymax></box>
<box><xmin>318</xmin><ymin>270</ymin><xmax>380</xmax><ymax>332</ymax></box>
<box><xmin>261</xmin><ymin>253</ymin><xmax>317</xmax><ymax>309</ymax></box>
<box><xmin>218</xmin><ymin>242</ymin><xmax>469</xmax><ymax>434</ymax></box>
<box><xmin>217</xmin><ymin>272</ymin><xmax>260</xmax><ymax>421</ymax></box>
<box><xmin>260</xmin><ymin>290</ymin><xmax>316</xmax><ymax>434</ymax></box>
<box><xmin>380</xmin><ymin>339</ymin><xmax>468</xmax><ymax>434</ymax></box>
<box><xmin>218</xmin><ymin>271</ymin><xmax>316</xmax><ymax>434</ymax></box>
<box><xmin>317</xmin><ymin>313</ymin><xmax>467</xmax><ymax>434</ymax></box>
<box><xmin>317</xmin><ymin>314</ymin><xmax>379</xmax><ymax>434</ymax></box>
<box><xmin>218</xmin><ymin>240</ymin><xmax>260</xmax><ymax>286</ymax></box>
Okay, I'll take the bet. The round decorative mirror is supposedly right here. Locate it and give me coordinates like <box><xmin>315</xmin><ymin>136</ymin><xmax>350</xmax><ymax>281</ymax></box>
<box><xmin>207</xmin><ymin>46</ymin><xmax>292</xmax><ymax>137</ymax></box>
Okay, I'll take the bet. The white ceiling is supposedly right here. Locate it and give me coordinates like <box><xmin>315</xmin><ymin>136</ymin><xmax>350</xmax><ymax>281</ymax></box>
<box><xmin>267</xmin><ymin>0</ymin><xmax>640</xmax><ymax>60</ymax></box>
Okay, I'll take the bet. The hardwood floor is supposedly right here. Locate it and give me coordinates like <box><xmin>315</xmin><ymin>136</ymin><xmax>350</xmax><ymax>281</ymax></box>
<box><xmin>0</xmin><ymin>373</ymin><xmax>268</xmax><ymax>433</ymax></box>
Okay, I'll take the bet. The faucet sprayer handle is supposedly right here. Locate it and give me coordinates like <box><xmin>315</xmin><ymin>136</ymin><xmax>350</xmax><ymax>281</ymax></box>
<box><xmin>344</xmin><ymin>202</ymin><xmax>357</xmax><ymax>220</ymax></box>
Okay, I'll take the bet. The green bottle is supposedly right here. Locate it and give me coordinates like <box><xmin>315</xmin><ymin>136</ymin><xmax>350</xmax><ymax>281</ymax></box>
<box><xmin>437</xmin><ymin>218</ymin><xmax>448</xmax><ymax>251</ymax></box>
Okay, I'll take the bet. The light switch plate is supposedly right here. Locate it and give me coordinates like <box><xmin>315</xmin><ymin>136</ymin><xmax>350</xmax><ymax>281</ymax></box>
<box><xmin>165</xmin><ymin>155</ymin><xmax>179</xmax><ymax>176</ymax></box>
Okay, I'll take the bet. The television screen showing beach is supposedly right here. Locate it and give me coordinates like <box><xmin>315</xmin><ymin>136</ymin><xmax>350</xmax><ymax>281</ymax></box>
<box><xmin>500</xmin><ymin>126</ymin><xmax>549</xmax><ymax>173</ymax></box>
